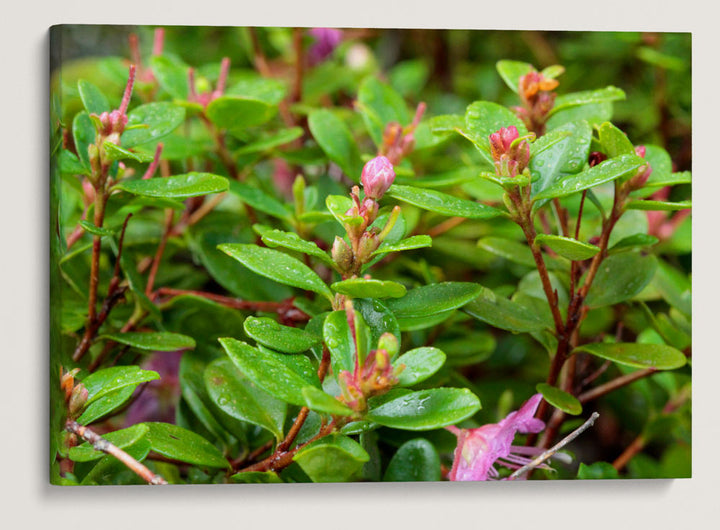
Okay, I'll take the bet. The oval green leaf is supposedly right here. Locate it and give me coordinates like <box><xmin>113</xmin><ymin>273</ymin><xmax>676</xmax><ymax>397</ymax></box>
<box><xmin>331</xmin><ymin>278</ymin><xmax>407</xmax><ymax>299</ymax></box>
<box><xmin>227</xmin><ymin>181</ymin><xmax>292</xmax><ymax>220</ymax></box>
<box><xmin>115</xmin><ymin>172</ymin><xmax>228</xmax><ymax>199</ymax></box>
<box><xmin>206</xmin><ymin>95</ymin><xmax>277</xmax><ymax>130</ymax></box>
<box><xmin>78</xmin><ymin>79</ymin><xmax>110</xmax><ymax>115</ymax></box>
<box><xmin>244</xmin><ymin>316</ymin><xmax>321</xmax><ymax>354</ymax></box>
<box><xmin>535</xmin><ymin>234</ymin><xmax>600</xmax><ymax>261</ymax></box>
<box><xmin>367</xmin><ymin>388</ymin><xmax>481</xmax><ymax>431</ymax></box>
<box><xmin>218</xmin><ymin>243</ymin><xmax>333</xmax><ymax>302</ymax></box>
<box><xmin>372</xmin><ymin>235</ymin><xmax>432</xmax><ymax>256</ymax></box>
<box><xmin>69</xmin><ymin>424</ymin><xmax>149</xmax><ymax>462</ymax></box>
<box><xmin>585</xmin><ymin>252</ymin><xmax>657</xmax><ymax>308</ymax></box>
<box><xmin>142</xmin><ymin>422</ymin><xmax>229</xmax><ymax>468</ymax></box>
<box><xmin>573</xmin><ymin>342</ymin><xmax>687</xmax><ymax>370</ymax></box>
<box><xmin>536</xmin><ymin>383</ymin><xmax>582</xmax><ymax>415</ymax></box>
<box><xmin>121</xmin><ymin>102</ymin><xmax>186</xmax><ymax>148</ymax></box>
<box><xmin>386</xmin><ymin>184</ymin><xmax>504</xmax><ymax>219</ymax></box>
<box><xmin>81</xmin><ymin>366</ymin><xmax>160</xmax><ymax>405</ymax></box>
<box><xmin>550</xmin><ymin>86</ymin><xmax>626</xmax><ymax>116</ymax></box>
<box><xmin>261</xmin><ymin>229</ymin><xmax>334</xmax><ymax>266</ymax></box>
<box><xmin>293</xmin><ymin>434</ymin><xmax>369</xmax><ymax>482</ymax></box>
<box><xmin>308</xmin><ymin>109</ymin><xmax>363</xmax><ymax>180</ymax></box>
<box><xmin>463</xmin><ymin>285</ymin><xmax>548</xmax><ymax>333</ymax></box>
<box><xmin>385</xmin><ymin>282</ymin><xmax>483</xmax><ymax>319</ymax></box>
<box><xmin>323</xmin><ymin>309</ymin><xmax>356</xmax><ymax>376</ymax></box>
<box><xmin>496</xmin><ymin>60</ymin><xmax>533</xmax><ymax>93</ymax></box>
<box><xmin>100</xmin><ymin>331</ymin><xmax>196</xmax><ymax>352</ymax></box>
<box><xmin>384</xmin><ymin>438</ymin><xmax>441</xmax><ymax>482</ymax></box>
<box><xmin>394</xmin><ymin>347</ymin><xmax>446</xmax><ymax>387</ymax></box>
<box><xmin>76</xmin><ymin>385</ymin><xmax>135</xmax><ymax>425</ymax></box>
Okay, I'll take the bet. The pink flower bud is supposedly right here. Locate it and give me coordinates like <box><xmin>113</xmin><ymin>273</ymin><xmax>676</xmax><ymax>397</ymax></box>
<box><xmin>489</xmin><ymin>126</ymin><xmax>519</xmax><ymax>161</ymax></box>
<box><xmin>361</xmin><ymin>156</ymin><xmax>395</xmax><ymax>200</ymax></box>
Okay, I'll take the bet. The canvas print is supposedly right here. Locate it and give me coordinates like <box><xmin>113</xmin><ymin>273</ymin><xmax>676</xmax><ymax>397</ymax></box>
<box><xmin>50</xmin><ymin>25</ymin><xmax>691</xmax><ymax>485</ymax></box>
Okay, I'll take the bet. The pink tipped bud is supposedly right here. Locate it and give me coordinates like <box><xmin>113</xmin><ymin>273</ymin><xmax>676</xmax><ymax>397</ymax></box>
<box><xmin>489</xmin><ymin>126</ymin><xmax>519</xmax><ymax>161</ymax></box>
<box><xmin>361</xmin><ymin>156</ymin><xmax>395</xmax><ymax>200</ymax></box>
<box><xmin>635</xmin><ymin>145</ymin><xmax>647</xmax><ymax>158</ymax></box>
<box><xmin>331</xmin><ymin>236</ymin><xmax>354</xmax><ymax>273</ymax></box>
<box><xmin>68</xmin><ymin>385</ymin><xmax>89</xmax><ymax>417</ymax></box>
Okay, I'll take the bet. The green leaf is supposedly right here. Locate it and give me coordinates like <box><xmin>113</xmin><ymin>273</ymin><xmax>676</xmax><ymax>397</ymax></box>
<box><xmin>496</xmin><ymin>60</ymin><xmax>533</xmax><ymax>93</ymax></box>
<box><xmin>293</xmin><ymin>434</ymin><xmax>369</xmax><ymax>482</ymax></box>
<box><xmin>78</xmin><ymin>79</ymin><xmax>110</xmax><ymax>115</ymax></box>
<box><xmin>550</xmin><ymin>87</ymin><xmax>626</xmax><ymax>116</ymax></box>
<box><xmin>301</xmin><ymin>387</ymin><xmax>354</xmax><ymax>416</ymax></box>
<box><xmin>585</xmin><ymin>252</ymin><xmax>657</xmax><ymax>308</ymax></box>
<box><xmin>572</xmin><ymin>342</ymin><xmax>687</xmax><ymax>370</ymax></box>
<box><xmin>547</xmin><ymin>102</ymin><xmax>614</xmax><ymax>130</ymax></box>
<box><xmin>536</xmin><ymin>383</ymin><xmax>582</xmax><ymax>415</ymax></box>
<box><xmin>261</xmin><ymin>228</ymin><xmax>334</xmax><ymax>266</ymax></box>
<box><xmin>115</xmin><ymin>173</ymin><xmax>229</xmax><ymax>199</ymax></box>
<box><xmin>149</xmin><ymin>55</ymin><xmax>189</xmax><ymax>100</ymax></box>
<box><xmin>102</xmin><ymin>141</ymin><xmax>155</xmax><ymax>163</ymax></box>
<box><xmin>205</xmin><ymin>358</ymin><xmax>287</xmax><ymax>440</ymax></box>
<box><xmin>235</xmin><ymin>127</ymin><xmax>304</xmax><ymax>156</ymax></box>
<box><xmin>598</xmin><ymin>122</ymin><xmax>636</xmax><ymax>158</ymax></box>
<box><xmin>533</xmin><ymin>153</ymin><xmax>646</xmax><ymax>201</ymax></box>
<box><xmin>218</xmin><ymin>243</ymin><xmax>333</xmax><ymax>302</ymax></box>
<box><xmin>366</xmin><ymin>388</ymin><xmax>481</xmax><ymax>431</ymax></box>
<box><xmin>324</xmin><ymin>195</ymin><xmax>359</xmax><ymax>226</ymax></box>
<box><xmin>81</xmin><ymin>366</ymin><xmax>160</xmax><ymax>405</ymax></box>
<box><xmin>121</xmin><ymin>102</ymin><xmax>186</xmax><ymax>148</ymax></box>
<box><xmin>226</xmin><ymin>76</ymin><xmax>286</xmax><ymax>104</ymax></box>
<box><xmin>219</xmin><ymin>338</ymin><xmax>317</xmax><ymax>407</ymax></box>
<box><xmin>577</xmin><ymin>462</ymin><xmax>619</xmax><ymax>479</ymax></box>
<box><xmin>231</xmin><ymin>471</ymin><xmax>284</xmax><ymax>484</ymax></box>
<box><xmin>142</xmin><ymin>422</ymin><xmax>229</xmax><ymax>468</ymax></box>
<box><xmin>206</xmin><ymin>95</ymin><xmax>277</xmax><ymax>130</ymax></box>
<box><xmin>372</xmin><ymin>235</ymin><xmax>432</xmax><ymax>256</ymax></box>
<box><xmin>69</xmin><ymin>424</ymin><xmax>149</xmax><ymax>462</ymax></box>
<box><xmin>227</xmin><ymin>181</ymin><xmax>292</xmax><ymax>220</ymax></box>
<box><xmin>384</xmin><ymin>438</ymin><xmax>441</xmax><ymax>482</ymax></box>
<box><xmin>609</xmin><ymin>234</ymin><xmax>659</xmax><ymax>254</ymax></box>
<box><xmin>244</xmin><ymin>316</ymin><xmax>321</xmax><ymax>354</ymax></box>
<box><xmin>463</xmin><ymin>285</ymin><xmax>548</xmax><ymax>333</ymax></box>
<box><xmin>529</xmin><ymin>120</ymin><xmax>592</xmax><ymax>200</ymax></box>
<box><xmin>331</xmin><ymin>278</ymin><xmax>407</xmax><ymax>299</ymax></box>
<box><xmin>323</xmin><ymin>309</ymin><xmax>356</xmax><ymax>376</ymax></box>
<box><xmin>76</xmin><ymin>385</ymin><xmax>135</xmax><ymax>425</ymax></box>
<box><xmin>72</xmin><ymin>111</ymin><xmax>96</xmax><ymax>169</ymax></box>
<box><xmin>386</xmin><ymin>184</ymin><xmax>504</xmax><ymax>219</ymax></box>
<box><xmin>386</xmin><ymin>282</ymin><xmax>483</xmax><ymax>319</ymax></box>
<box><xmin>394</xmin><ymin>347</ymin><xmax>446</xmax><ymax>387</ymax></box>
<box><xmin>464</xmin><ymin>101</ymin><xmax>528</xmax><ymax>161</ymax></box>
<box><xmin>354</xmin><ymin>298</ymin><xmax>401</xmax><ymax>352</ymax></box>
<box><xmin>436</xmin><ymin>332</ymin><xmax>497</xmax><ymax>367</ymax></box>
<box><xmin>357</xmin><ymin>76</ymin><xmax>410</xmax><ymax>145</ymax></box>
<box><xmin>308</xmin><ymin>109</ymin><xmax>363</xmax><ymax>179</ymax></box>
<box><xmin>626</xmin><ymin>200</ymin><xmax>691</xmax><ymax>211</ymax></box>
<box><xmin>100</xmin><ymin>332</ymin><xmax>196</xmax><ymax>352</ymax></box>
<box><xmin>478</xmin><ymin>236</ymin><xmax>536</xmax><ymax>268</ymax></box>
<box><xmin>78</xmin><ymin>220</ymin><xmax>115</xmax><ymax>237</ymax></box>
<box><xmin>535</xmin><ymin>234</ymin><xmax>600</xmax><ymax>261</ymax></box>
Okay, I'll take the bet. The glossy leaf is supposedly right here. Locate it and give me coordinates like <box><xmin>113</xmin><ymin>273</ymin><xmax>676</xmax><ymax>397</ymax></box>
<box><xmin>219</xmin><ymin>338</ymin><xmax>317</xmax><ymax>407</ymax></box>
<box><xmin>293</xmin><ymin>434</ymin><xmax>369</xmax><ymax>482</ymax></box>
<box><xmin>463</xmin><ymin>285</ymin><xmax>548</xmax><ymax>333</ymax></box>
<box><xmin>76</xmin><ymin>385</ymin><xmax>135</xmax><ymax>425</ymax></box>
<box><xmin>464</xmin><ymin>101</ymin><xmax>528</xmax><ymax>159</ymax></box>
<box><xmin>394</xmin><ymin>347</ymin><xmax>446</xmax><ymax>387</ymax></box>
<box><xmin>385</xmin><ymin>282</ymin><xmax>483</xmax><ymax>319</ymax></box>
<box><xmin>79</xmin><ymin>220</ymin><xmax>115</xmax><ymax>237</ymax></box>
<box><xmin>308</xmin><ymin>109</ymin><xmax>363</xmax><ymax>179</ymax></box>
<box><xmin>72</xmin><ymin>111</ymin><xmax>95</xmax><ymax>169</ymax></box>
<box><xmin>235</xmin><ymin>127</ymin><xmax>304</xmax><ymax>156</ymax></box>
<box><xmin>115</xmin><ymin>173</ymin><xmax>229</xmax><ymax>199</ymax></box>
<box><xmin>357</xmin><ymin>76</ymin><xmax>410</xmax><ymax>145</ymax></box>
<box><xmin>301</xmin><ymin>387</ymin><xmax>354</xmax><ymax>416</ymax></box>
<box><xmin>331</xmin><ymin>278</ymin><xmax>407</xmax><ymax>299</ymax></box>
<box><xmin>69</xmin><ymin>424</ymin><xmax>149</xmax><ymax>462</ymax></box>
<box><xmin>598</xmin><ymin>122</ymin><xmax>635</xmax><ymax>158</ymax></box>
<box><xmin>149</xmin><ymin>55</ymin><xmax>189</xmax><ymax>100</ymax></box>
<box><xmin>228</xmin><ymin>181</ymin><xmax>292</xmax><ymax>220</ymax></box>
<box><xmin>102</xmin><ymin>142</ymin><xmax>155</xmax><ymax>163</ymax></box>
<box><xmin>100</xmin><ymin>331</ymin><xmax>196</xmax><ymax>352</ymax></box>
<box><xmin>572</xmin><ymin>342</ymin><xmax>687</xmax><ymax>370</ymax></box>
<box><xmin>205</xmin><ymin>358</ymin><xmax>286</xmax><ymax>440</ymax></box>
<box><xmin>354</xmin><ymin>298</ymin><xmax>401</xmax><ymax>351</ymax></box>
<box><xmin>366</xmin><ymin>388</ymin><xmax>481</xmax><ymax>431</ymax></box>
<box><xmin>550</xmin><ymin>86</ymin><xmax>625</xmax><ymax>115</ymax></box>
<box><xmin>585</xmin><ymin>252</ymin><xmax>657</xmax><ymax>308</ymax></box>
<box><xmin>496</xmin><ymin>60</ymin><xmax>533</xmax><ymax>93</ymax></box>
<box><xmin>78</xmin><ymin>79</ymin><xmax>110</xmax><ymax>115</ymax></box>
<box><xmin>261</xmin><ymin>228</ymin><xmax>334</xmax><ymax>266</ymax></box>
<box><xmin>218</xmin><ymin>244</ymin><xmax>333</xmax><ymax>302</ymax></box>
<box><xmin>535</xmin><ymin>234</ymin><xmax>600</xmax><ymax>261</ymax></box>
<box><xmin>534</xmin><ymin>153</ymin><xmax>646</xmax><ymax>201</ymax></box>
<box><xmin>372</xmin><ymin>235</ymin><xmax>432</xmax><ymax>256</ymax></box>
<box><xmin>609</xmin><ymin>234</ymin><xmax>659</xmax><ymax>254</ymax></box>
<box><xmin>206</xmin><ymin>95</ymin><xmax>277</xmax><ymax>130</ymax></box>
<box><xmin>142</xmin><ymin>422</ymin><xmax>229</xmax><ymax>468</ymax></box>
<box><xmin>626</xmin><ymin>200</ymin><xmax>691</xmax><ymax>211</ymax></box>
<box><xmin>536</xmin><ymin>383</ymin><xmax>582</xmax><ymax>415</ymax></box>
<box><xmin>384</xmin><ymin>438</ymin><xmax>441</xmax><ymax>482</ymax></box>
<box><xmin>323</xmin><ymin>309</ymin><xmax>356</xmax><ymax>376</ymax></box>
<box><xmin>81</xmin><ymin>366</ymin><xmax>160</xmax><ymax>405</ymax></box>
<box><xmin>121</xmin><ymin>102</ymin><xmax>186</xmax><ymax>148</ymax></box>
<box><xmin>577</xmin><ymin>462</ymin><xmax>619</xmax><ymax>479</ymax></box>
<box><xmin>244</xmin><ymin>316</ymin><xmax>321</xmax><ymax>354</ymax></box>
<box><xmin>231</xmin><ymin>471</ymin><xmax>284</xmax><ymax>484</ymax></box>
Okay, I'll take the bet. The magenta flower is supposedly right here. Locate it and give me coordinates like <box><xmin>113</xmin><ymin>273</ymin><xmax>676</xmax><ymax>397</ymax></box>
<box><xmin>361</xmin><ymin>155</ymin><xmax>395</xmax><ymax>200</ymax></box>
<box><xmin>308</xmin><ymin>28</ymin><xmax>343</xmax><ymax>65</ymax></box>
<box><xmin>446</xmin><ymin>393</ymin><xmax>545</xmax><ymax>481</ymax></box>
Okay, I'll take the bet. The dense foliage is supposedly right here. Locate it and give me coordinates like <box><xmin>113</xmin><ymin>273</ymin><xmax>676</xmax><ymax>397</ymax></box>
<box><xmin>50</xmin><ymin>26</ymin><xmax>691</xmax><ymax>485</ymax></box>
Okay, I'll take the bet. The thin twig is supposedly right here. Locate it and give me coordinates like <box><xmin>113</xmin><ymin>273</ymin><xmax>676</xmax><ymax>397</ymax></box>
<box><xmin>66</xmin><ymin>420</ymin><xmax>167</xmax><ymax>485</ymax></box>
<box><xmin>578</xmin><ymin>368</ymin><xmax>657</xmax><ymax>404</ymax></box>
<box><xmin>508</xmin><ymin>412</ymin><xmax>600</xmax><ymax>480</ymax></box>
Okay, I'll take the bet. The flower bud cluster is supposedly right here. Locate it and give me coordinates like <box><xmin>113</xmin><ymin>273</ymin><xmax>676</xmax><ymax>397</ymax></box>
<box><xmin>188</xmin><ymin>57</ymin><xmax>230</xmax><ymax>108</ymax></box>
<box><xmin>489</xmin><ymin>126</ymin><xmax>531</xmax><ymax>179</ymax></box>
<box><xmin>379</xmin><ymin>102</ymin><xmax>426</xmax><ymax>165</ymax></box>
<box><xmin>512</xmin><ymin>70</ymin><xmax>559</xmax><ymax>135</ymax></box>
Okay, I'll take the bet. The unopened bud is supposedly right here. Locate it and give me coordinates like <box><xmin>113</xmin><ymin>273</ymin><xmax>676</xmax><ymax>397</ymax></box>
<box><xmin>361</xmin><ymin>197</ymin><xmax>379</xmax><ymax>224</ymax></box>
<box><xmin>332</xmin><ymin>236</ymin><xmax>354</xmax><ymax>273</ymax></box>
<box><xmin>489</xmin><ymin>126</ymin><xmax>519</xmax><ymax>161</ymax></box>
<box><xmin>361</xmin><ymin>156</ymin><xmax>395</xmax><ymax>200</ymax></box>
<box><xmin>68</xmin><ymin>385</ymin><xmax>88</xmax><ymax>417</ymax></box>
<box><xmin>377</xmin><ymin>332</ymin><xmax>399</xmax><ymax>358</ymax></box>
<box><xmin>356</xmin><ymin>231</ymin><xmax>380</xmax><ymax>263</ymax></box>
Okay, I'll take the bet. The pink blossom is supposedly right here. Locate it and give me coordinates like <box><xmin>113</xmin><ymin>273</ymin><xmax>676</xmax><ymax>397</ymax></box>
<box><xmin>447</xmin><ymin>393</ymin><xmax>545</xmax><ymax>481</ymax></box>
<box><xmin>308</xmin><ymin>28</ymin><xmax>343</xmax><ymax>65</ymax></box>
<box><xmin>361</xmin><ymin>155</ymin><xmax>395</xmax><ymax>200</ymax></box>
